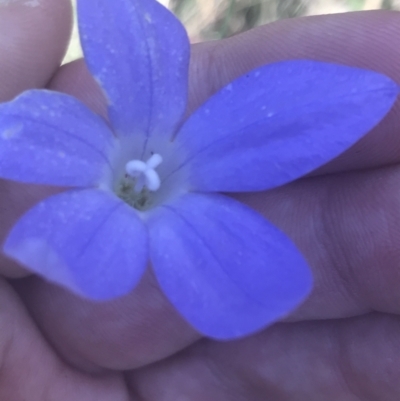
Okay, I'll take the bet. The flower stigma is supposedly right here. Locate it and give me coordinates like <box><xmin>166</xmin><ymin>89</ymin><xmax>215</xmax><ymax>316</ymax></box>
<box><xmin>117</xmin><ymin>153</ymin><xmax>163</xmax><ymax>211</ymax></box>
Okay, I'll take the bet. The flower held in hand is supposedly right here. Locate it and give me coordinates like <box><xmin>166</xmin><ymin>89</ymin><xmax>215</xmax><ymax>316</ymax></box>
<box><xmin>0</xmin><ymin>0</ymin><xmax>398</xmax><ymax>339</ymax></box>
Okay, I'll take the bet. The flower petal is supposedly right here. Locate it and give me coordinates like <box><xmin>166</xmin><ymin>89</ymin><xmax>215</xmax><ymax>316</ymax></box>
<box><xmin>173</xmin><ymin>60</ymin><xmax>399</xmax><ymax>192</ymax></box>
<box><xmin>4</xmin><ymin>189</ymin><xmax>148</xmax><ymax>300</ymax></box>
<box><xmin>0</xmin><ymin>90</ymin><xmax>116</xmax><ymax>187</ymax></box>
<box><xmin>148</xmin><ymin>193</ymin><xmax>312</xmax><ymax>339</ymax></box>
<box><xmin>78</xmin><ymin>0</ymin><xmax>189</xmax><ymax>146</ymax></box>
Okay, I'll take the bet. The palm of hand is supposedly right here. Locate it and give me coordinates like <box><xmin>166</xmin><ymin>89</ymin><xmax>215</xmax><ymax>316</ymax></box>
<box><xmin>1</xmin><ymin>1</ymin><xmax>400</xmax><ymax>400</ymax></box>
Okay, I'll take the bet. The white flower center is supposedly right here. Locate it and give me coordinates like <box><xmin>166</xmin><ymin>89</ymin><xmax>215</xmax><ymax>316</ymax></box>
<box><xmin>125</xmin><ymin>153</ymin><xmax>163</xmax><ymax>193</ymax></box>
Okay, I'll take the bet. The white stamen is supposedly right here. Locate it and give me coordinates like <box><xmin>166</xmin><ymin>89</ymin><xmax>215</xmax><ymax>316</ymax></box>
<box><xmin>125</xmin><ymin>154</ymin><xmax>163</xmax><ymax>192</ymax></box>
<box><xmin>134</xmin><ymin>175</ymin><xmax>146</xmax><ymax>193</ymax></box>
<box><xmin>125</xmin><ymin>160</ymin><xmax>146</xmax><ymax>176</ymax></box>
<box><xmin>144</xmin><ymin>169</ymin><xmax>161</xmax><ymax>191</ymax></box>
<box><xmin>147</xmin><ymin>153</ymin><xmax>163</xmax><ymax>169</ymax></box>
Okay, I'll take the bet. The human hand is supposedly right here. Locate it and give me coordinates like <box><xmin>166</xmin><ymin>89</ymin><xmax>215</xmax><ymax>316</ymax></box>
<box><xmin>1</xmin><ymin>2</ymin><xmax>400</xmax><ymax>400</ymax></box>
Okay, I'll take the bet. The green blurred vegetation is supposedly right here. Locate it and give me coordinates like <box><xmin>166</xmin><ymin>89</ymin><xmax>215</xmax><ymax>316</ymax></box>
<box><xmin>65</xmin><ymin>0</ymin><xmax>400</xmax><ymax>63</ymax></box>
<box><xmin>170</xmin><ymin>0</ymin><xmax>399</xmax><ymax>40</ymax></box>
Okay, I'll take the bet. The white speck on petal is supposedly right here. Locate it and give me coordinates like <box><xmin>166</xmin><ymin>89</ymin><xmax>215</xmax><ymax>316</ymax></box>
<box><xmin>2</xmin><ymin>123</ymin><xmax>22</xmax><ymax>139</ymax></box>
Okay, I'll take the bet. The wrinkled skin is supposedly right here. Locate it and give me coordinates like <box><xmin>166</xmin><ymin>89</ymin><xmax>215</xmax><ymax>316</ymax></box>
<box><xmin>1</xmin><ymin>1</ymin><xmax>400</xmax><ymax>400</ymax></box>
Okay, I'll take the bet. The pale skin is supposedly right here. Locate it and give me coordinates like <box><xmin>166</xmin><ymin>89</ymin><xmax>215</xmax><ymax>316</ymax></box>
<box><xmin>1</xmin><ymin>0</ymin><xmax>400</xmax><ymax>399</ymax></box>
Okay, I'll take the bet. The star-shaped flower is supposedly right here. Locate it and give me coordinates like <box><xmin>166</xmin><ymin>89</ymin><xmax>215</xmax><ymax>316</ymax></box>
<box><xmin>0</xmin><ymin>0</ymin><xmax>397</xmax><ymax>339</ymax></box>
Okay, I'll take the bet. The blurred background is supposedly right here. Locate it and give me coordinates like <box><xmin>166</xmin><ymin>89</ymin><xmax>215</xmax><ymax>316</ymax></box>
<box><xmin>64</xmin><ymin>0</ymin><xmax>400</xmax><ymax>63</ymax></box>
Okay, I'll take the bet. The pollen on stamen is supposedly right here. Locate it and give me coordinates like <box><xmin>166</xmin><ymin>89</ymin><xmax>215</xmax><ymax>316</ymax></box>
<box><xmin>115</xmin><ymin>153</ymin><xmax>166</xmax><ymax>211</ymax></box>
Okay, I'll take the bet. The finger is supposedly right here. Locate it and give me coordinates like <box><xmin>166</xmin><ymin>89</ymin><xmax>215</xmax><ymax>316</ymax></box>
<box><xmin>235</xmin><ymin>164</ymin><xmax>400</xmax><ymax>321</ymax></box>
<box><xmin>0</xmin><ymin>0</ymin><xmax>72</xmax><ymax>101</ymax></box>
<box><xmin>50</xmin><ymin>59</ymin><xmax>108</xmax><ymax>119</ymax></box>
<box><xmin>0</xmin><ymin>279</ymin><xmax>128</xmax><ymax>400</ymax></box>
<box><xmin>127</xmin><ymin>313</ymin><xmax>400</xmax><ymax>401</ymax></box>
<box><xmin>13</xmin><ymin>270</ymin><xmax>200</xmax><ymax>371</ymax></box>
<box><xmin>189</xmin><ymin>10</ymin><xmax>400</xmax><ymax>173</ymax></box>
<box><xmin>0</xmin><ymin>0</ymin><xmax>73</xmax><ymax>277</ymax></box>
<box><xmin>189</xmin><ymin>10</ymin><xmax>400</xmax><ymax>110</ymax></box>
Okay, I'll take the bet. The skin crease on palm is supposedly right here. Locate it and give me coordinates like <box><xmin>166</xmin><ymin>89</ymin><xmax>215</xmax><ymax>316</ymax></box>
<box><xmin>1</xmin><ymin>0</ymin><xmax>400</xmax><ymax>400</ymax></box>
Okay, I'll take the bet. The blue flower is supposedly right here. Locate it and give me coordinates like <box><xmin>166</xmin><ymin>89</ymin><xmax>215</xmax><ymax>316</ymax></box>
<box><xmin>0</xmin><ymin>0</ymin><xmax>397</xmax><ymax>339</ymax></box>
